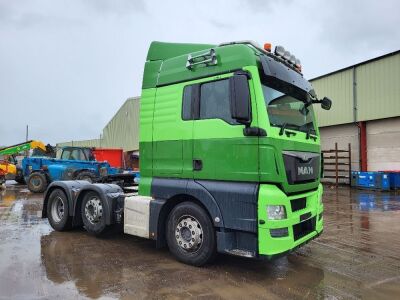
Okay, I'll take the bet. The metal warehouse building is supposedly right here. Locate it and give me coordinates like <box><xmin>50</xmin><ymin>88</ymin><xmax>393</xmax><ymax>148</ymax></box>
<box><xmin>57</xmin><ymin>97</ymin><xmax>140</xmax><ymax>168</ymax></box>
<box><xmin>312</xmin><ymin>50</ymin><xmax>400</xmax><ymax>173</ymax></box>
<box><xmin>58</xmin><ymin>50</ymin><xmax>400</xmax><ymax>174</ymax></box>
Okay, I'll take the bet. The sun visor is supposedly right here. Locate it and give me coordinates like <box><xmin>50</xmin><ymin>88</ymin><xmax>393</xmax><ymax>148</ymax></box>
<box><xmin>260</xmin><ymin>55</ymin><xmax>313</xmax><ymax>93</ymax></box>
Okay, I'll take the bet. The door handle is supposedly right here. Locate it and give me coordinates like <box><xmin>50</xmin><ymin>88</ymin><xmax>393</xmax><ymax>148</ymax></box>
<box><xmin>193</xmin><ymin>159</ymin><xmax>202</xmax><ymax>171</ymax></box>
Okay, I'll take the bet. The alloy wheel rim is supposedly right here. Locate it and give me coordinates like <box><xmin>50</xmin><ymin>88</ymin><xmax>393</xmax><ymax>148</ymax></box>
<box><xmin>85</xmin><ymin>196</ymin><xmax>103</xmax><ymax>224</ymax></box>
<box><xmin>175</xmin><ymin>215</ymin><xmax>203</xmax><ymax>252</ymax></box>
<box><xmin>51</xmin><ymin>196</ymin><xmax>64</xmax><ymax>223</ymax></box>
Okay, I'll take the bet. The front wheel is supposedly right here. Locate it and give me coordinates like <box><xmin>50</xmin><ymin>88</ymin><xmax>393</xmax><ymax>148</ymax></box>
<box><xmin>27</xmin><ymin>172</ymin><xmax>48</xmax><ymax>193</ymax></box>
<box><xmin>166</xmin><ymin>202</ymin><xmax>216</xmax><ymax>266</ymax></box>
<box><xmin>81</xmin><ymin>191</ymin><xmax>108</xmax><ymax>236</ymax></box>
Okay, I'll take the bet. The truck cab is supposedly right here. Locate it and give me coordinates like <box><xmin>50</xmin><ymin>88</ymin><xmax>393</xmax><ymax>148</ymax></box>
<box><xmin>138</xmin><ymin>41</ymin><xmax>330</xmax><ymax>261</ymax></box>
<box><xmin>59</xmin><ymin>147</ymin><xmax>95</xmax><ymax>161</ymax></box>
<box><xmin>42</xmin><ymin>40</ymin><xmax>331</xmax><ymax>266</ymax></box>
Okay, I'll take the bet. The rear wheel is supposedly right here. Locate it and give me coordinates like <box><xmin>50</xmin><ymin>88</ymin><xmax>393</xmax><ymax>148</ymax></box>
<box><xmin>0</xmin><ymin>176</ymin><xmax>5</xmax><ymax>190</ymax></box>
<box><xmin>47</xmin><ymin>188</ymin><xmax>72</xmax><ymax>231</ymax></box>
<box><xmin>15</xmin><ymin>167</ymin><xmax>25</xmax><ymax>184</ymax></box>
<box><xmin>81</xmin><ymin>191</ymin><xmax>108</xmax><ymax>236</ymax></box>
<box><xmin>166</xmin><ymin>202</ymin><xmax>216</xmax><ymax>266</ymax></box>
<box><xmin>27</xmin><ymin>172</ymin><xmax>48</xmax><ymax>193</ymax></box>
<box><xmin>77</xmin><ymin>171</ymin><xmax>96</xmax><ymax>183</ymax></box>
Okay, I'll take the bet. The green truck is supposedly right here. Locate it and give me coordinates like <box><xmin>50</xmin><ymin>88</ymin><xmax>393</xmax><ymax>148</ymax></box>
<box><xmin>42</xmin><ymin>41</ymin><xmax>331</xmax><ymax>266</ymax></box>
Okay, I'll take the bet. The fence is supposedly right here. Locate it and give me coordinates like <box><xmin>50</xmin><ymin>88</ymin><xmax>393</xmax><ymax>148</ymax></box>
<box><xmin>322</xmin><ymin>143</ymin><xmax>352</xmax><ymax>187</ymax></box>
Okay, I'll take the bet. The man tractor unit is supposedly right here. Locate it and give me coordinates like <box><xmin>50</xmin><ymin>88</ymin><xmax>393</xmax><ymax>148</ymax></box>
<box><xmin>41</xmin><ymin>41</ymin><xmax>332</xmax><ymax>266</ymax></box>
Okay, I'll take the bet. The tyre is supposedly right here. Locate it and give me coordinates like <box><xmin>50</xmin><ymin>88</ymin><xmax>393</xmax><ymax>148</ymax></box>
<box><xmin>15</xmin><ymin>176</ymin><xmax>25</xmax><ymax>184</ymax></box>
<box><xmin>76</xmin><ymin>171</ymin><xmax>96</xmax><ymax>183</ymax></box>
<box><xmin>15</xmin><ymin>167</ymin><xmax>26</xmax><ymax>184</ymax></box>
<box><xmin>166</xmin><ymin>202</ymin><xmax>216</xmax><ymax>266</ymax></box>
<box><xmin>47</xmin><ymin>188</ymin><xmax>72</xmax><ymax>231</ymax></box>
<box><xmin>27</xmin><ymin>172</ymin><xmax>48</xmax><ymax>193</ymax></box>
<box><xmin>0</xmin><ymin>176</ymin><xmax>5</xmax><ymax>190</ymax></box>
<box><xmin>81</xmin><ymin>191</ymin><xmax>108</xmax><ymax>236</ymax></box>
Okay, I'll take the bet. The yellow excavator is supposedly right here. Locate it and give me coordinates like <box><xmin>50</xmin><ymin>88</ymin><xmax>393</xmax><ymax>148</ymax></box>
<box><xmin>0</xmin><ymin>140</ymin><xmax>47</xmax><ymax>188</ymax></box>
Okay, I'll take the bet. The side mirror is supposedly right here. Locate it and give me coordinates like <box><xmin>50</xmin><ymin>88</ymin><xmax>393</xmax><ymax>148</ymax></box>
<box><xmin>230</xmin><ymin>74</ymin><xmax>251</xmax><ymax>125</ymax></box>
<box><xmin>321</xmin><ymin>97</ymin><xmax>332</xmax><ymax>110</ymax></box>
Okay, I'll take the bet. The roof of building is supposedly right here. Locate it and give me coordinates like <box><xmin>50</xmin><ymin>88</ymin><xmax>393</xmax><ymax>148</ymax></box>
<box><xmin>311</xmin><ymin>50</ymin><xmax>400</xmax><ymax>81</ymax></box>
<box><xmin>312</xmin><ymin>49</ymin><xmax>400</xmax><ymax>127</ymax></box>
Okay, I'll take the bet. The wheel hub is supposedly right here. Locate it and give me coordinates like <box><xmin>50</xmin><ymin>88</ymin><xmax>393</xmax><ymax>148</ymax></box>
<box><xmin>51</xmin><ymin>196</ymin><xmax>64</xmax><ymax>223</ymax></box>
<box><xmin>175</xmin><ymin>216</ymin><xmax>203</xmax><ymax>252</ymax></box>
<box><xmin>32</xmin><ymin>178</ymin><xmax>41</xmax><ymax>187</ymax></box>
<box><xmin>85</xmin><ymin>197</ymin><xmax>103</xmax><ymax>224</ymax></box>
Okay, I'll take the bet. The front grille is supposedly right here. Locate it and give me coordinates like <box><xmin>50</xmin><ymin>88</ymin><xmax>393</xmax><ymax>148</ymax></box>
<box><xmin>291</xmin><ymin>197</ymin><xmax>306</xmax><ymax>212</ymax></box>
<box><xmin>283</xmin><ymin>151</ymin><xmax>320</xmax><ymax>185</ymax></box>
<box><xmin>293</xmin><ymin>216</ymin><xmax>316</xmax><ymax>241</ymax></box>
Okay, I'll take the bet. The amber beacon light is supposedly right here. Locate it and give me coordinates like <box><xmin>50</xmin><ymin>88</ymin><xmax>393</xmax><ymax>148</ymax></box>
<box><xmin>263</xmin><ymin>43</ymin><xmax>272</xmax><ymax>52</ymax></box>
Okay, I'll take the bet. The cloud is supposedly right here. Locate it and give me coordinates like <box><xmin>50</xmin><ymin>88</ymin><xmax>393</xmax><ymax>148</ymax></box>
<box><xmin>82</xmin><ymin>0</ymin><xmax>147</xmax><ymax>16</ymax></box>
<box><xmin>316</xmin><ymin>0</ymin><xmax>400</xmax><ymax>51</ymax></box>
<box><xmin>0</xmin><ymin>0</ymin><xmax>399</xmax><ymax>146</ymax></box>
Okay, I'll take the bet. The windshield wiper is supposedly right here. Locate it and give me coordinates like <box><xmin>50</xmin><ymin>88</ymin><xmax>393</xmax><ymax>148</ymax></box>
<box><xmin>278</xmin><ymin>123</ymin><xmax>298</xmax><ymax>137</ymax></box>
<box><xmin>306</xmin><ymin>128</ymin><xmax>317</xmax><ymax>141</ymax></box>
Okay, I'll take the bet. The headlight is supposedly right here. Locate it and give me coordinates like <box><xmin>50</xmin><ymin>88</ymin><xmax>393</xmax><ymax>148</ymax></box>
<box><xmin>267</xmin><ymin>205</ymin><xmax>287</xmax><ymax>220</ymax></box>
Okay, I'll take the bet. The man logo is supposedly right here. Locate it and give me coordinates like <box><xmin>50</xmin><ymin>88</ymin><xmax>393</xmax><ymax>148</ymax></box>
<box><xmin>298</xmin><ymin>166</ymin><xmax>313</xmax><ymax>175</ymax></box>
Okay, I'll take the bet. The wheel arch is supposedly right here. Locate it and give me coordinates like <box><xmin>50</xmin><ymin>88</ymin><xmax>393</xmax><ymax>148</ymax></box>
<box><xmin>73</xmin><ymin>168</ymin><xmax>94</xmax><ymax>179</ymax></box>
<box><xmin>42</xmin><ymin>181</ymin><xmax>75</xmax><ymax>219</ymax></box>
<box><xmin>150</xmin><ymin>192</ymin><xmax>223</xmax><ymax>249</ymax></box>
<box><xmin>74</xmin><ymin>184</ymin><xmax>124</xmax><ymax>226</ymax></box>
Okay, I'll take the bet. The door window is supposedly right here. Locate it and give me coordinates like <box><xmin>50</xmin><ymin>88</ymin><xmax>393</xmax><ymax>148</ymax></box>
<box><xmin>61</xmin><ymin>149</ymin><xmax>71</xmax><ymax>160</ymax></box>
<box><xmin>199</xmin><ymin>79</ymin><xmax>236</xmax><ymax>124</ymax></box>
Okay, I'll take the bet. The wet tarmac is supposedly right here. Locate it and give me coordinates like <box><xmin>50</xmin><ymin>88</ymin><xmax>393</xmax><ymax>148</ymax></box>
<box><xmin>1</xmin><ymin>183</ymin><xmax>400</xmax><ymax>299</ymax></box>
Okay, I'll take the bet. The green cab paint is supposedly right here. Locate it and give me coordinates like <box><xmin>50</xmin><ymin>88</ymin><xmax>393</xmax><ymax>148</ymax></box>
<box><xmin>258</xmin><ymin>184</ymin><xmax>323</xmax><ymax>256</ymax></box>
<box><xmin>139</xmin><ymin>40</ymin><xmax>325</xmax><ymax>257</ymax></box>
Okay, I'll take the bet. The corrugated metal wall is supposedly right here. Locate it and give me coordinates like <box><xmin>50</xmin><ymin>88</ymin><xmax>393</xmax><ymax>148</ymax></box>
<box><xmin>319</xmin><ymin>124</ymin><xmax>359</xmax><ymax>172</ymax></box>
<box><xmin>312</xmin><ymin>51</ymin><xmax>400</xmax><ymax>127</ymax></box>
<box><xmin>102</xmin><ymin>97</ymin><xmax>140</xmax><ymax>151</ymax></box>
<box><xmin>311</xmin><ymin>69</ymin><xmax>354</xmax><ymax>127</ymax></box>
<box><xmin>56</xmin><ymin>97</ymin><xmax>140</xmax><ymax>151</ymax></box>
<box><xmin>367</xmin><ymin>117</ymin><xmax>400</xmax><ymax>171</ymax></box>
<box><xmin>356</xmin><ymin>54</ymin><xmax>400</xmax><ymax>121</ymax></box>
<box><xmin>56</xmin><ymin>139</ymin><xmax>102</xmax><ymax>158</ymax></box>
<box><xmin>57</xmin><ymin>139</ymin><xmax>102</xmax><ymax>148</ymax></box>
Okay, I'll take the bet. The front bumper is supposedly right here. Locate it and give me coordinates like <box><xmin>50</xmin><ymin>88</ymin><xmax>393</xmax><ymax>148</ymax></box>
<box><xmin>257</xmin><ymin>183</ymin><xmax>324</xmax><ymax>257</ymax></box>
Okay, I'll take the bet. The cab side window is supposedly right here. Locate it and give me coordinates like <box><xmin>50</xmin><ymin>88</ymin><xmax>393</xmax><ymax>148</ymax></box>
<box><xmin>200</xmin><ymin>79</ymin><xmax>236</xmax><ymax>124</ymax></box>
<box><xmin>182</xmin><ymin>85</ymin><xmax>192</xmax><ymax>120</ymax></box>
<box><xmin>181</xmin><ymin>78</ymin><xmax>238</xmax><ymax>124</ymax></box>
<box><xmin>61</xmin><ymin>149</ymin><xmax>71</xmax><ymax>160</ymax></box>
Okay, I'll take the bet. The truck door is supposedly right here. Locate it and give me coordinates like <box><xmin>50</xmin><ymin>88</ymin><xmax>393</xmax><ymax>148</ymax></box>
<box><xmin>152</xmin><ymin>85</ymin><xmax>189</xmax><ymax>176</ymax></box>
<box><xmin>192</xmin><ymin>75</ymin><xmax>259</xmax><ymax>182</ymax></box>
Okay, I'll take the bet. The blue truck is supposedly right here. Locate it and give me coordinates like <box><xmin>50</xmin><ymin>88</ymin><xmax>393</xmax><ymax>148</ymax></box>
<box><xmin>23</xmin><ymin>146</ymin><xmax>136</xmax><ymax>193</ymax></box>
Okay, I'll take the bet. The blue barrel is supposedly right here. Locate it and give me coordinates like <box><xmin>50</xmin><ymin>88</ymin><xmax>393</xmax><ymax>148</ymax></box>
<box><xmin>388</xmin><ymin>172</ymin><xmax>400</xmax><ymax>189</ymax></box>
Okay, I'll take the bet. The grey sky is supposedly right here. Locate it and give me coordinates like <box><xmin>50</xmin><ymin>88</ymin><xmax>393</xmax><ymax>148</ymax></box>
<box><xmin>1</xmin><ymin>0</ymin><xmax>399</xmax><ymax>145</ymax></box>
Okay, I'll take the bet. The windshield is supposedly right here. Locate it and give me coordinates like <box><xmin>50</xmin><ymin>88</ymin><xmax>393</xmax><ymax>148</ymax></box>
<box><xmin>261</xmin><ymin>82</ymin><xmax>316</xmax><ymax>135</ymax></box>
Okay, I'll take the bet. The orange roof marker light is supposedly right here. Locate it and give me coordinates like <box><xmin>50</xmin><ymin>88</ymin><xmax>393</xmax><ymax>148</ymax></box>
<box><xmin>263</xmin><ymin>43</ymin><xmax>272</xmax><ymax>52</ymax></box>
